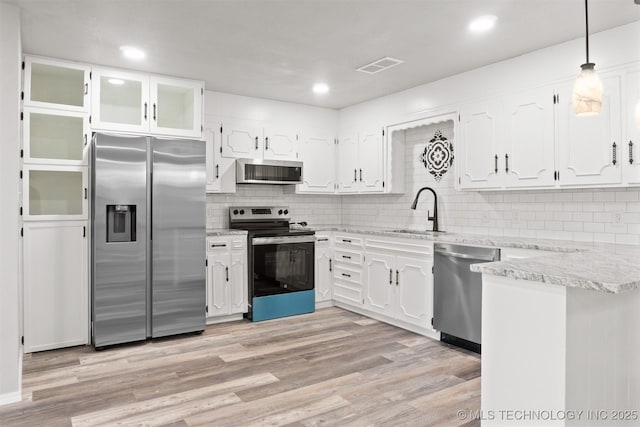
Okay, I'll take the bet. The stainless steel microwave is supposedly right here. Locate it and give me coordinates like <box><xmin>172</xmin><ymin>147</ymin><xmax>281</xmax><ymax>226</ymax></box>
<box><xmin>236</xmin><ymin>158</ymin><xmax>303</xmax><ymax>185</ymax></box>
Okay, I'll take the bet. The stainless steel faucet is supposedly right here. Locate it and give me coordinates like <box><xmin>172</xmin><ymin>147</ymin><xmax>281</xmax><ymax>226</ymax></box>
<box><xmin>410</xmin><ymin>187</ymin><xmax>439</xmax><ymax>232</ymax></box>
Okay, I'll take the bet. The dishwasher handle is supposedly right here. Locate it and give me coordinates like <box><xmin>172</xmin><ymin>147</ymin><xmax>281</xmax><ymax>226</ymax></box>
<box><xmin>435</xmin><ymin>250</ymin><xmax>499</xmax><ymax>262</ymax></box>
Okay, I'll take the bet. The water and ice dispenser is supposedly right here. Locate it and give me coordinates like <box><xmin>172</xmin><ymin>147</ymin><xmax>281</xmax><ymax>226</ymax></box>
<box><xmin>106</xmin><ymin>204</ymin><xmax>136</xmax><ymax>242</ymax></box>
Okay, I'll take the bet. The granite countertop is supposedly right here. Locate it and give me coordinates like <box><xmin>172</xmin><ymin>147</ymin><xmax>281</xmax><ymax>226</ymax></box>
<box><xmin>311</xmin><ymin>224</ymin><xmax>640</xmax><ymax>294</ymax></box>
<box><xmin>206</xmin><ymin>229</ymin><xmax>248</xmax><ymax>237</ymax></box>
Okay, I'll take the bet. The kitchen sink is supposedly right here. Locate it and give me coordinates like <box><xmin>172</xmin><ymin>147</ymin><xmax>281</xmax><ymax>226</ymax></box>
<box><xmin>390</xmin><ymin>229</ymin><xmax>446</xmax><ymax>235</ymax></box>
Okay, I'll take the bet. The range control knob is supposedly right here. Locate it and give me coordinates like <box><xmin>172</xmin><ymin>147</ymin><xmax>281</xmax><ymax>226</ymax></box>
<box><xmin>233</xmin><ymin>209</ymin><xmax>239</xmax><ymax>215</ymax></box>
<box><xmin>283</xmin><ymin>209</ymin><xmax>289</xmax><ymax>215</ymax></box>
<box><xmin>239</xmin><ymin>209</ymin><xmax>245</xmax><ymax>215</ymax></box>
<box><xmin>278</xmin><ymin>209</ymin><xmax>283</xmax><ymax>215</ymax></box>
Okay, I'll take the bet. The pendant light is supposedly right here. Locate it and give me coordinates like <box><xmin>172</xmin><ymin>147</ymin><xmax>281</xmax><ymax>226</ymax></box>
<box><xmin>573</xmin><ymin>0</ymin><xmax>603</xmax><ymax>116</ymax></box>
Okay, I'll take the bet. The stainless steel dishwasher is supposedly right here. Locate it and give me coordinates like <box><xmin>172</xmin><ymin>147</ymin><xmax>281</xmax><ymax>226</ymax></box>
<box><xmin>433</xmin><ymin>243</ymin><xmax>500</xmax><ymax>353</ymax></box>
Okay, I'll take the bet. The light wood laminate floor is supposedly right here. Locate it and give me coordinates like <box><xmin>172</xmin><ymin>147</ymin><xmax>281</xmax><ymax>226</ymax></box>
<box><xmin>0</xmin><ymin>307</ymin><xmax>480</xmax><ymax>426</ymax></box>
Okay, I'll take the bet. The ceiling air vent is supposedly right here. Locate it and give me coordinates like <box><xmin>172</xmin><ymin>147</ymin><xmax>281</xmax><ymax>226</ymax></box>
<box><xmin>356</xmin><ymin>57</ymin><xmax>404</xmax><ymax>74</ymax></box>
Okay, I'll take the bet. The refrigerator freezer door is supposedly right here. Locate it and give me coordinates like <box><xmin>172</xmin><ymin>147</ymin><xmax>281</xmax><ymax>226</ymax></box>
<box><xmin>92</xmin><ymin>134</ymin><xmax>148</xmax><ymax>347</ymax></box>
<box><xmin>151</xmin><ymin>138</ymin><xmax>206</xmax><ymax>337</ymax></box>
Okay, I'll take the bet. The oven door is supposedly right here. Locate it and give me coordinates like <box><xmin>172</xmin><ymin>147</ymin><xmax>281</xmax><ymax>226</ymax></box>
<box><xmin>251</xmin><ymin>235</ymin><xmax>315</xmax><ymax>298</ymax></box>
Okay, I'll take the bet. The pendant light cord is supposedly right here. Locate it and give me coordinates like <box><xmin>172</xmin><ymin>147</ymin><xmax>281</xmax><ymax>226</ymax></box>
<box><xmin>585</xmin><ymin>0</ymin><xmax>590</xmax><ymax>63</ymax></box>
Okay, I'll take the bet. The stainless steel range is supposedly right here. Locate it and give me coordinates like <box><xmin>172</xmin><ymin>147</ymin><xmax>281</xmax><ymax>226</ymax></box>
<box><xmin>229</xmin><ymin>206</ymin><xmax>315</xmax><ymax>321</ymax></box>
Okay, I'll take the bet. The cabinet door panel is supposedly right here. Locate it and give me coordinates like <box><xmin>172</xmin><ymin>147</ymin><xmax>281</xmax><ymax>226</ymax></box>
<box><xmin>91</xmin><ymin>68</ymin><xmax>149</xmax><ymax>133</ymax></box>
<box><xmin>557</xmin><ymin>73</ymin><xmax>623</xmax><ymax>186</ymax></box>
<box><xmin>264</xmin><ymin>128</ymin><xmax>298</xmax><ymax>161</ymax></box>
<box><xmin>24</xmin><ymin>56</ymin><xmax>90</xmax><ymax>112</ymax></box>
<box><xmin>337</xmin><ymin>134</ymin><xmax>359</xmax><ymax>193</ymax></box>
<box><xmin>364</xmin><ymin>252</ymin><xmax>395</xmax><ymax>315</ymax></box>
<box><xmin>221</xmin><ymin>119</ymin><xmax>264</xmax><ymax>159</ymax></box>
<box><xmin>504</xmin><ymin>88</ymin><xmax>556</xmax><ymax>188</ymax></box>
<box><xmin>23</xmin><ymin>165</ymin><xmax>88</xmax><ymax>221</ymax></box>
<box><xmin>24</xmin><ymin>221</ymin><xmax>88</xmax><ymax>352</ymax></box>
<box><xmin>315</xmin><ymin>245</ymin><xmax>333</xmax><ymax>302</ymax></box>
<box><xmin>625</xmin><ymin>69</ymin><xmax>640</xmax><ymax>185</ymax></box>
<box><xmin>396</xmin><ymin>256</ymin><xmax>433</xmax><ymax>328</ymax></box>
<box><xmin>297</xmin><ymin>134</ymin><xmax>335</xmax><ymax>193</ymax></box>
<box><xmin>458</xmin><ymin>100</ymin><xmax>503</xmax><ymax>189</ymax></box>
<box><xmin>207</xmin><ymin>251</ymin><xmax>230</xmax><ymax>317</ymax></box>
<box><xmin>150</xmin><ymin>76</ymin><xmax>203</xmax><ymax>139</ymax></box>
<box><xmin>358</xmin><ymin>129</ymin><xmax>385</xmax><ymax>192</ymax></box>
<box><xmin>230</xmin><ymin>250</ymin><xmax>247</xmax><ymax>314</ymax></box>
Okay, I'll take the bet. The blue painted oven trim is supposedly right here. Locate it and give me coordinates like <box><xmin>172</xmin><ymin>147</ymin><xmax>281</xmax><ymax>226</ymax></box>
<box><xmin>251</xmin><ymin>290</ymin><xmax>315</xmax><ymax>322</ymax></box>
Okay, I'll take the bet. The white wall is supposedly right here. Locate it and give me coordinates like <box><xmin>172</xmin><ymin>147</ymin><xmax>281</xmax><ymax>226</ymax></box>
<box><xmin>0</xmin><ymin>2</ymin><xmax>22</xmax><ymax>405</ymax></box>
<box><xmin>204</xmin><ymin>90</ymin><xmax>342</xmax><ymax>228</ymax></box>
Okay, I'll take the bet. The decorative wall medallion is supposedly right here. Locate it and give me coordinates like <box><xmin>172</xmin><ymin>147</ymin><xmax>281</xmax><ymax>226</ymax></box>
<box><xmin>419</xmin><ymin>130</ymin><xmax>454</xmax><ymax>182</ymax></box>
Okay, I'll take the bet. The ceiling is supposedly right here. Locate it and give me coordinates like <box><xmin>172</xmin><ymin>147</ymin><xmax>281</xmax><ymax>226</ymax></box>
<box><xmin>8</xmin><ymin>0</ymin><xmax>640</xmax><ymax>109</ymax></box>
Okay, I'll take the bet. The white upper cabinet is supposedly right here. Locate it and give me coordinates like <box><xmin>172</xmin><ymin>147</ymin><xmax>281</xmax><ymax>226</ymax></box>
<box><xmin>624</xmin><ymin>68</ymin><xmax>640</xmax><ymax>185</ymax></box>
<box><xmin>458</xmin><ymin>99</ymin><xmax>503</xmax><ymax>190</ymax></box>
<box><xmin>297</xmin><ymin>133</ymin><xmax>336</xmax><ymax>193</ymax></box>
<box><xmin>22</xmin><ymin>107</ymin><xmax>90</xmax><ymax>166</ymax></box>
<box><xmin>23</xmin><ymin>56</ymin><xmax>91</xmax><ymax>112</ymax></box>
<box><xmin>263</xmin><ymin>127</ymin><xmax>298</xmax><ymax>161</ymax></box>
<box><xmin>336</xmin><ymin>133</ymin><xmax>359</xmax><ymax>193</ymax></box>
<box><xmin>23</xmin><ymin>165</ymin><xmax>88</xmax><ymax>221</ymax></box>
<box><xmin>556</xmin><ymin>71</ymin><xmax>623</xmax><ymax>187</ymax></box>
<box><xmin>204</xmin><ymin>117</ymin><xmax>236</xmax><ymax>193</ymax></box>
<box><xmin>91</xmin><ymin>67</ymin><xmax>203</xmax><ymax>138</ymax></box>
<box><xmin>358</xmin><ymin>129</ymin><xmax>385</xmax><ymax>192</ymax></box>
<box><xmin>220</xmin><ymin>118</ymin><xmax>264</xmax><ymax>159</ymax></box>
<box><xmin>503</xmin><ymin>87</ymin><xmax>556</xmax><ymax>188</ymax></box>
<box><xmin>150</xmin><ymin>75</ymin><xmax>203</xmax><ymax>139</ymax></box>
<box><xmin>91</xmin><ymin>68</ymin><xmax>149</xmax><ymax>134</ymax></box>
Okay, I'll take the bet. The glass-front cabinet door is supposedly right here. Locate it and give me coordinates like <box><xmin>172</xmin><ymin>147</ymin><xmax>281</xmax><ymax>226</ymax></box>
<box><xmin>23</xmin><ymin>108</ymin><xmax>89</xmax><ymax>166</ymax></box>
<box><xmin>23</xmin><ymin>165</ymin><xmax>88</xmax><ymax>221</ymax></box>
<box><xmin>23</xmin><ymin>56</ymin><xmax>91</xmax><ymax>112</ymax></box>
<box><xmin>91</xmin><ymin>67</ymin><xmax>150</xmax><ymax>134</ymax></box>
<box><xmin>150</xmin><ymin>76</ymin><xmax>203</xmax><ymax>138</ymax></box>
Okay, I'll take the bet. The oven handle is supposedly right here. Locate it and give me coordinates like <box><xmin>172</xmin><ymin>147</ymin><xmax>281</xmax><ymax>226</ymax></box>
<box><xmin>252</xmin><ymin>235</ymin><xmax>316</xmax><ymax>245</ymax></box>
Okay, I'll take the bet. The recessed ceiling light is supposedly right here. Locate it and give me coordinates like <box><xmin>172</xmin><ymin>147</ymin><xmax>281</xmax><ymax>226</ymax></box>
<box><xmin>468</xmin><ymin>15</ymin><xmax>497</xmax><ymax>32</ymax></box>
<box><xmin>312</xmin><ymin>83</ymin><xmax>329</xmax><ymax>94</ymax></box>
<box><xmin>108</xmin><ymin>78</ymin><xmax>125</xmax><ymax>85</ymax></box>
<box><xmin>120</xmin><ymin>46</ymin><xmax>146</xmax><ymax>60</ymax></box>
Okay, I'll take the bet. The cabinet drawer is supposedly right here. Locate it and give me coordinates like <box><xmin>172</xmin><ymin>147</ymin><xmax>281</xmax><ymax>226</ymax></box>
<box><xmin>333</xmin><ymin>282</ymin><xmax>362</xmax><ymax>305</ymax></box>
<box><xmin>207</xmin><ymin>238</ymin><xmax>229</xmax><ymax>252</ymax></box>
<box><xmin>230</xmin><ymin>238</ymin><xmax>246</xmax><ymax>250</ymax></box>
<box><xmin>334</xmin><ymin>234</ymin><xmax>363</xmax><ymax>247</ymax></box>
<box><xmin>334</xmin><ymin>249</ymin><xmax>362</xmax><ymax>266</ymax></box>
<box><xmin>333</xmin><ymin>265</ymin><xmax>362</xmax><ymax>284</ymax></box>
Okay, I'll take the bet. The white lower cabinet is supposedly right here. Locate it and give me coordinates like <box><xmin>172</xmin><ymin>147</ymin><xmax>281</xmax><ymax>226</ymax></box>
<box><xmin>315</xmin><ymin>234</ymin><xmax>333</xmax><ymax>304</ymax></box>
<box><xmin>23</xmin><ymin>221</ymin><xmax>89</xmax><ymax>353</ymax></box>
<box><xmin>206</xmin><ymin>235</ymin><xmax>247</xmax><ymax>321</ymax></box>
<box><xmin>332</xmin><ymin>234</ymin><xmax>365</xmax><ymax>306</ymax></box>
<box><xmin>364</xmin><ymin>252</ymin><xmax>395</xmax><ymax>315</ymax></box>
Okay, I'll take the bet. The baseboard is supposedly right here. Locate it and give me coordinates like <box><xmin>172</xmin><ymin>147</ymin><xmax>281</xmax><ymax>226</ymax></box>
<box><xmin>206</xmin><ymin>313</ymin><xmax>245</xmax><ymax>325</ymax></box>
<box><xmin>315</xmin><ymin>300</ymin><xmax>334</xmax><ymax>309</ymax></box>
<box><xmin>0</xmin><ymin>391</ymin><xmax>21</xmax><ymax>406</ymax></box>
<box><xmin>333</xmin><ymin>301</ymin><xmax>440</xmax><ymax>340</ymax></box>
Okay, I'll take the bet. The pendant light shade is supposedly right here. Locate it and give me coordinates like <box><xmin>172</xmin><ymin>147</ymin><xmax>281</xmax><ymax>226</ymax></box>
<box><xmin>573</xmin><ymin>63</ymin><xmax>603</xmax><ymax>115</ymax></box>
<box><xmin>573</xmin><ymin>0</ymin><xmax>603</xmax><ymax>116</ymax></box>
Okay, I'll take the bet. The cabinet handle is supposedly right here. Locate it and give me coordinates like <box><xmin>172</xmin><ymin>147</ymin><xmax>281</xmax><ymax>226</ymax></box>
<box><xmin>494</xmin><ymin>154</ymin><xmax>498</xmax><ymax>173</ymax></box>
<box><xmin>84</xmin><ymin>134</ymin><xmax>87</xmax><ymax>146</ymax></box>
<box><xmin>84</xmin><ymin>188</ymin><xmax>87</xmax><ymax>199</ymax></box>
<box><xmin>630</xmin><ymin>141</ymin><xmax>634</xmax><ymax>165</ymax></box>
<box><xmin>359</xmin><ymin>169</ymin><xmax>363</xmax><ymax>182</ymax></box>
<box><xmin>255</xmin><ymin>136</ymin><xmax>259</xmax><ymax>150</ymax></box>
<box><xmin>329</xmin><ymin>258</ymin><xmax>332</xmax><ymax>272</ymax></box>
<box><xmin>317</xmin><ymin>237</ymin><xmax>329</xmax><ymax>242</ymax></box>
<box><xmin>505</xmin><ymin>153</ymin><xmax>509</xmax><ymax>173</ymax></box>
<box><xmin>265</xmin><ymin>136</ymin><xmax>269</xmax><ymax>150</ymax></box>
<box><xmin>225</xmin><ymin>266</ymin><xmax>229</xmax><ymax>282</ymax></box>
<box><xmin>153</xmin><ymin>103</ymin><xmax>157</xmax><ymax>121</ymax></box>
<box><xmin>342</xmin><ymin>255</ymin><xmax>351</xmax><ymax>260</ymax></box>
<box><xmin>612</xmin><ymin>142</ymin><xmax>617</xmax><ymax>165</ymax></box>
<box><xmin>215</xmin><ymin>164</ymin><xmax>219</xmax><ymax>179</ymax></box>
<box><xmin>144</xmin><ymin>102</ymin><xmax>148</xmax><ymax>120</ymax></box>
<box><xmin>396</xmin><ymin>269</ymin><xmax>399</xmax><ymax>286</ymax></box>
<box><xmin>210</xmin><ymin>243</ymin><xmax>227</xmax><ymax>248</ymax></box>
<box><xmin>389</xmin><ymin>268</ymin><xmax>393</xmax><ymax>285</ymax></box>
<box><xmin>84</xmin><ymin>83</ymin><xmax>88</xmax><ymax>95</ymax></box>
<box><xmin>341</xmin><ymin>273</ymin><xmax>351</xmax><ymax>278</ymax></box>
<box><xmin>342</xmin><ymin>239</ymin><xmax>351</xmax><ymax>243</ymax></box>
<box><xmin>354</xmin><ymin>169</ymin><xmax>357</xmax><ymax>182</ymax></box>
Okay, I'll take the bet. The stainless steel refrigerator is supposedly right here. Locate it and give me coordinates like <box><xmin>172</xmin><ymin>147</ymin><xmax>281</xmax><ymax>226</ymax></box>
<box><xmin>91</xmin><ymin>133</ymin><xmax>206</xmax><ymax>348</ymax></box>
